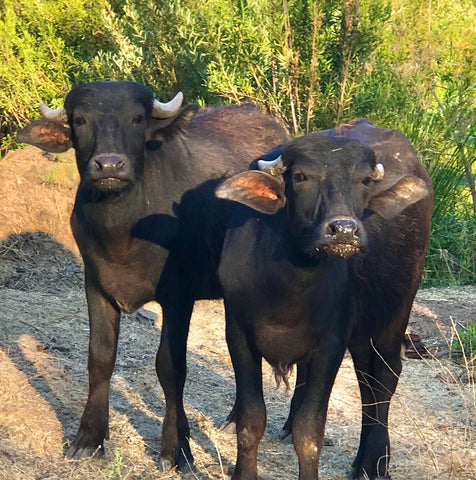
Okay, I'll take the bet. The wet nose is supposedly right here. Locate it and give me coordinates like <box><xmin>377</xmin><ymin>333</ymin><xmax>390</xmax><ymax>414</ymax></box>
<box><xmin>92</xmin><ymin>154</ymin><xmax>126</xmax><ymax>174</ymax></box>
<box><xmin>323</xmin><ymin>218</ymin><xmax>360</xmax><ymax>242</ymax></box>
<box><xmin>88</xmin><ymin>153</ymin><xmax>131</xmax><ymax>181</ymax></box>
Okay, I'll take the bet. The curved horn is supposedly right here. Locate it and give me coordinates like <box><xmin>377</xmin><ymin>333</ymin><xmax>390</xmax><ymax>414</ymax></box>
<box><xmin>39</xmin><ymin>103</ymin><xmax>67</xmax><ymax>123</ymax></box>
<box><xmin>372</xmin><ymin>162</ymin><xmax>385</xmax><ymax>182</ymax></box>
<box><xmin>151</xmin><ymin>91</ymin><xmax>184</xmax><ymax>119</ymax></box>
<box><xmin>258</xmin><ymin>155</ymin><xmax>287</xmax><ymax>176</ymax></box>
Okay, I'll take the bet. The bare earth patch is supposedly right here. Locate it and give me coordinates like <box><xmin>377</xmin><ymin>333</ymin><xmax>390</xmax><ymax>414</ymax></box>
<box><xmin>0</xmin><ymin>148</ymin><xmax>475</xmax><ymax>479</ymax></box>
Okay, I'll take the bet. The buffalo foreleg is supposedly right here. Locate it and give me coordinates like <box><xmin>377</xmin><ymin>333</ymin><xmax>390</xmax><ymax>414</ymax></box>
<box><xmin>226</xmin><ymin>309</ymin><xmax>266</xmax><ymax>480</ymax></box>
<box><xmin>67</xmin><ymin>273</ymin><xmax>120</xmax><ymax>458</ymax></box>
<box><xmin>292</xmin><ymin>340</ymin><xmax>345</xmax><ymax>480</ymax></box>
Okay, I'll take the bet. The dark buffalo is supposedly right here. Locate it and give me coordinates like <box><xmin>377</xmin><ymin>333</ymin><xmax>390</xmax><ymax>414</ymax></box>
<box><xmin>216</xmin><ymin>119</ymin><xmax>432</xmax><ymax>480</ymax></box>
<box><xmin>17</xmin><ymin>80</ymin><xmax>290</xmax><ymax>471</ymax></box>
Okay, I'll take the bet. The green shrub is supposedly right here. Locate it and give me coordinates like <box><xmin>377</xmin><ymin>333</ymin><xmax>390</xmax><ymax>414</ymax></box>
<box><xmin>424</xmin><ymin>215</ymin><xmax>476</xmax><ymax>286</ymax></box>
<box><xmin>452</xmin><ymin>321</ymin><xmax>476</xmax><ymax>365</ymax></box>
<box><xmin>0</xmin><ymin>0</ymin><xmax>70</xmax><ymax>151</ymax></box>
<box><xmin>1</xmin><ymin>0</ymin><xmax>474</xmax><ymax>286</ymax></box>
<box><xmin>199</xmin><ymin>0</ymin><xmax>391</xmax><ymax>134</ymax></box>
<box><xmin>90</xmin><ymin>0</ymin><xmax>213</xmax><ymax>103</ymax></box>
<box><xmin>0</xmin><ymin>0</ymin><xmax>114</xmax><ymax>153</ymax></box>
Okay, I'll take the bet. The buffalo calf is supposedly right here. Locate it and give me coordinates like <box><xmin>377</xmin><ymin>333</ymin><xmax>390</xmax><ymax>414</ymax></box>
<box><xmin>18</xmin><ymin>80</ymin><xmax>290</xmax><ymax>471</ymax></box>
<box><xmin>216</xmin><ymin>119</ymin><xmax>432</xmax><ymax>480</ymax></box>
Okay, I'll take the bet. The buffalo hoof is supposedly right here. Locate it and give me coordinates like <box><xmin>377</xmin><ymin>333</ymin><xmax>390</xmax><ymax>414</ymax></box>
<box><xmin>160</xmin><ymin>449</ymin><xmax>194</xmax><ymax>474</ymax></box>
<box><xmin>160</xmin><ymin>458</ymin><xmax>194</xmax><ymax>474</ymax></box>
<box><xmin>66</xmin><ymin>443</ymin><xmax>104</xmax><ymax>460</ymax></box>
<box><xmin>348</xmin><ymin>467</ymin><xmax>390</xmax><ymax>480</ymax></box>
<box><xmin>160</xmin><ymin>458</ymin><xmax>176</xmax><ymax>473</ymax></box>
<box><xmin>208</xmin><ymin>465</ymin><xmax>272</xmax><ymax>480</ymax></box>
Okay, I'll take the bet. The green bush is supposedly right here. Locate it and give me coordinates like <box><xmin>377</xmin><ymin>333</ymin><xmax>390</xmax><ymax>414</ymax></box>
<box><xmin>452</xmin><ymin>321</ymin><xmax>476</xmax><ymax>363</ymax></box>
<box><xmin>0</xmin><ymin>0</ymin><xmax>474</xmax><ymax>286</ymax></box>
<box><xmin>89</xmin><ymin>0</ymin><xmax>212</xmax><ymax>102</ymax></box>
<box><xmin>0</xmin><ymin>0</ymin><xmax>113</xmax><ymax>152</ymax></box>
<box><xmin>424</xmin><ymin>215</ymin><xmax>476</xmax><ymax>286</ymax></box>
<box><xmin>199</xmin><ymin>0</ymin><xmax>391</xmax><ymax>133</ymax></box>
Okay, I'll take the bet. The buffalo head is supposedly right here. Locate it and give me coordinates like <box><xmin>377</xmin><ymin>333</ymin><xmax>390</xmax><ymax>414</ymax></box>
<box><xmin>18</xmin><ymin>81</ymin><xmax>189</xmax><ymax>195</ymax></box>
<box><xmin>216</xmin><ymin>133</ymin><xmax>429</xmax><ymax>260</ymax></box>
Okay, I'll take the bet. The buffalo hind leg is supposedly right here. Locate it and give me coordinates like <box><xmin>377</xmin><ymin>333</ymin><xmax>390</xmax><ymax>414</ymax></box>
<box><xmin>156</xmin><ymin>298</ymin><xmax>194</xmax><ymax>472</ymax></box>
<box><xmin>280</xmin><ymin>361</ymin><xmax>307</xmax><ymax>441</ymax></box>
<box><xmin>349</xmin><ymin>337</ymin><xmax>403</xmax><ymax>480</ymax></box>
<box><xmin>67</xmin><ymin>274</ymin><xmax>120</xmax><ymax>458</ymax></box>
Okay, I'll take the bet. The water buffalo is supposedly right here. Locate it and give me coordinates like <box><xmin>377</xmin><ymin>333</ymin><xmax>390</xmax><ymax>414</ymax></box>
<box><xmin>216</xmin><ymin>119</ymin><xmax>433</xmax><ymax>480</ymax></box>
<box><xmin>17</xmin><ymin>80</ymin><xmax>290</xmax><ymax>471</ymax></box>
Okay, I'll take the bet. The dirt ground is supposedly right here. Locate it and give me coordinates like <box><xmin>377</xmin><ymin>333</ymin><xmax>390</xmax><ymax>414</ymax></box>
<box><xmin>0</xmin><ymin>148</ymin><xmax>475</xmax><ymax>480</ymax></box>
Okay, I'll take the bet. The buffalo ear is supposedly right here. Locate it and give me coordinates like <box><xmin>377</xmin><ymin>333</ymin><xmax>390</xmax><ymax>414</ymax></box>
<box><xmin>368</xmin><ymin>175</ymin><xmax>430</xmax><ymax>219</ymax></box>
<box><xmin>216</xmin><ymin>171</ymin><xmax>286</xmax><ymax>215</ymax></box>
<box><xmin>17</xmin><ymin>119</ymin><xmax>72</xmax><ymax>153</ymax></box>
<box><xmin>150</xmin><ymin>104</ymin><xmax>200</xmax><ymax>140</ymax></box>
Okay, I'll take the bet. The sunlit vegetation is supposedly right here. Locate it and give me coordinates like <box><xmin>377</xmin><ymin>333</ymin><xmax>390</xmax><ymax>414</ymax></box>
<box><xmin>0</xmin><ymin>0</ymin><xmax>474</xmax><ymax>285</ymax></box>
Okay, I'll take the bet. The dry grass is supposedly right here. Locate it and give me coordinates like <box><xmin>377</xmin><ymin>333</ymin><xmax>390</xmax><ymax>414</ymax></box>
<box><xmin>0</xmin><ymin>146</ymin><xmax>79</xmax><ymax>253</ymax></box>
<box><xmin>0</xmin><ymin>285</ymin><xmax>475</xmax><ymax>479</ymax></box>
<box><xmin>0</xmin><ymin>232</ymin><xmax>83</xmax><ymax>293</ymax></box>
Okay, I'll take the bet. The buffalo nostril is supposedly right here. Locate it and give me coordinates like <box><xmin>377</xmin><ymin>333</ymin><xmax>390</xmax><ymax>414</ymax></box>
<box><xmin>91</xmin><ymin>155</ymin><xmax>127</xmax><ymax>173</ymax></box>
<box><xmin>327</xmin><ymin>219</ymin><xmax>359</xmax><ymax>238</ymax></box>
<box><xmin>319</xmin><ymin>217</ymin><xmax>365</xmax><ymax>258</ymax></box>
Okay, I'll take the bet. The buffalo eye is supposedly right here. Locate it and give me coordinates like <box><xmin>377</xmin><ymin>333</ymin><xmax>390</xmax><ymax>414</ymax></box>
<box><xmin>73</xmin><ymin>115</ymin><xmax>86</xmax><ymax>127</ymax></box>
<box><xmin>293</xmin><ymin>172</ymin><xmax>307</xmax><ymax>183</ymax></box>
<box><xmin>362</xmin><ymin>176</ymin><xmax>372</xmax><ymax>186</ymax></box>
<box><xmin>132</xmin><ymin>115</ymin><xmax>144</xmax><ymax>126</ymax></box>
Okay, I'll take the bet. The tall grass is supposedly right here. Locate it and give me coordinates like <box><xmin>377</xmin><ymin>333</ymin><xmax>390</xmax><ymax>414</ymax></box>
<box><xmin>425</xmin><ymin>216</ymin><xmax>476</xmax><ymax>286</ymax></box>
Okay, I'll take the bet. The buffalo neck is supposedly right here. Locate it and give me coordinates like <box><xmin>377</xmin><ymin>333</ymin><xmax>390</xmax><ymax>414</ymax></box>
<box><xmin>73</xmin><ymin>180</ymin><xmax>147</xmax><ymax>237</ymax></box>
<box><xmin>71</xmin><ymin>143</ymin><xmax>207</xmax><ymax>252</ymax></box>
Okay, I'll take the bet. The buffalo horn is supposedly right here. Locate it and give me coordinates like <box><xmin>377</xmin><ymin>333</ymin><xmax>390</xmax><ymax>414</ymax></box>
<box><xmin>39</xmin><ymin>103</ymin><xmax>67</xmax><ymax>123</ymax></box>
<box><xmin>258</xmin><ymin>155</ymin><xmax>287</xmax><ymax>176</ymax></box>
<box><xmin>372</xmin><ymin>163</ymin><xmax>384</xmax><ymax>182</ymax></box>
<box><xmin>151</xmin><ymin>91</ymin><xmax>184</xmax><ymax>119</ymax></box>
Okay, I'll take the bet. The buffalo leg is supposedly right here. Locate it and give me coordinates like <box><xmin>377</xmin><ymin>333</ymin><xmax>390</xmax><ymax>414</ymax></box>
<box><xmin>349</xmin><ymin>335</ymin><xmax>403</xmax><ymax>480</ymax></box>
<box><xmin>293</xmin><ymin>342</ymin><xmax>345</xmax><ymax>480</ymax></box>
<box><xmin>280</xmin><ymin>361</ymin><xmax>307</xmax><ymax>441</ymax></box>
<box><xmin>226</xmin><ymin>311</ymin><xmax>265</xmax><ymax>480</ymax></box>
<box><xmin>220</xmin><ymin>403</ymin><xmax>238</xmax><ymax>435</ymax></box>
<box><xmin>156</xmin><ymin>297</ymin><xmax>194</xmax><ymax>472</ymax></box>
<box><xmin>67</xmin><ymin>274</ymin><xmax>120</xmax><ymax>458</ymax></box>
<box><xmin>225</xmin><ymin>361</ymin><xmax>308</xmax><ymax>440</ymax></box>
